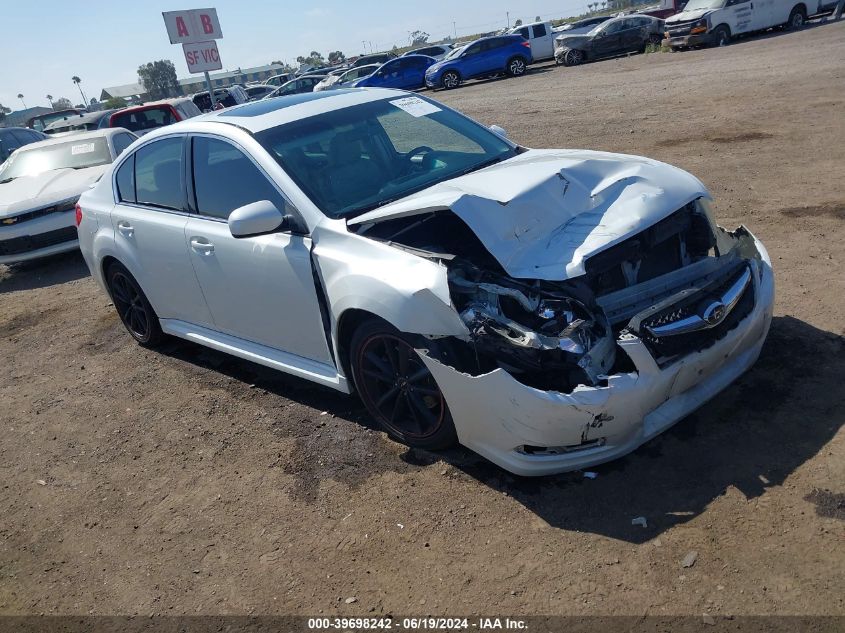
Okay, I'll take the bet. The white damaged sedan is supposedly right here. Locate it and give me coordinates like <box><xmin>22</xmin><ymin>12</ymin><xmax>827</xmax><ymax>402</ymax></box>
<box><xmin>77</xmin><ymin>89</ymin><xmax>774</xmax><ymax>476</ymax></box>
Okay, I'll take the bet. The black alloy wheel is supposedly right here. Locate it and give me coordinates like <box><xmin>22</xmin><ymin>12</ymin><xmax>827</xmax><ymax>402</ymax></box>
<box><xmin>351</xmin><ymin>320</ymin><xmax>457</xmax><ymax>450</ymax></box>
<box><xmin>107</xmin><ymin>263</ymin><xmax>163</xmax><ymax>347</ymax></box>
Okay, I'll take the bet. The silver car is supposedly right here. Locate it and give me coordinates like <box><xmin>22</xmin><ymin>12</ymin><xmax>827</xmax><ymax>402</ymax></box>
<box><xmin>77</xmin><ymin>89</ymin><xmax>773</xmax><ymax>476</ymax></box>
<box><xmin>0</xmin><ymin>128</ymin><xmax>137</xmax><ymax>264</ymax></box>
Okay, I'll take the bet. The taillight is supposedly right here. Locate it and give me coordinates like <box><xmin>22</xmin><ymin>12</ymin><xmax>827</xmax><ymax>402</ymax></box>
<box><xmin>75</xmin><ymin>203</ymin><xmax>83</xmax><ymax>227</ymax></box>
<box><xmin>522</xmin><ymin>41</ymin><xmax>531</xmax><ymax>48</ymax></box>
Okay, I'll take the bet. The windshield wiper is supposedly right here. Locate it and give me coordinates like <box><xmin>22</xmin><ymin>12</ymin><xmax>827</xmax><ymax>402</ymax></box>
<box><xmin>457</xmin><ymin>155</ymin><xmax>508</xmax><ymax>177</ymax></box>
<box><xmin>0</xmin><ymin>177</ymin><xmax>16</xmax><ymax>184</ymax></box>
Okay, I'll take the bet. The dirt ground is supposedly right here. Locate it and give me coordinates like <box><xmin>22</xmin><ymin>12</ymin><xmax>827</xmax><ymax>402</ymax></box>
<box><xmin>1</xmin><ymin>21</ymin><xmax>844</xmax><ymax>620</ymax></box>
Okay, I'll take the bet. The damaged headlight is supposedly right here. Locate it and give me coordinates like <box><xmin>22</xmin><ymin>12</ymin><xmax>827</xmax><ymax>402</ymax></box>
<box><xmin>448</xmin><ymin>266</ymin><xmax>616</xmax><ymax>390</ymax></box>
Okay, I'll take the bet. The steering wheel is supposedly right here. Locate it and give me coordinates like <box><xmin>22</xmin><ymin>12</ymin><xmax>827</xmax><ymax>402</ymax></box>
<box><xmin>406</xmin><ymin>145</ymin><xmax>436</xmax><ymax>170</ymax></box>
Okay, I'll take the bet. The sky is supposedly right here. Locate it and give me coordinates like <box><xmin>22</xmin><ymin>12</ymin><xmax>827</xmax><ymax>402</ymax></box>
<box><xmin>0</xmin><ymin>0</ymin><xmax>590</xmax><ymax>112</ymax></box>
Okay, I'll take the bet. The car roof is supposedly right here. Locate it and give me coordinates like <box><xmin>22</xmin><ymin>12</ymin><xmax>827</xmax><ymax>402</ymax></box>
<box><xmin>43</xmin><ymin>110</ymin><xmax>111</xmax><ymax>130</ymax></box>
<box><xmin>117</xmin><ymin>98</ymin><xmax>194</xmax><ymax>113</ymax></box>
<box><xmin>140</xmin><ymin>88</ymin><xmax>411</xmax><ymax>136</ymax></box>
<box><xmin>13</xmin><ymin>128</ymin><xmax>126</xmax><ymax>151</ymax></box>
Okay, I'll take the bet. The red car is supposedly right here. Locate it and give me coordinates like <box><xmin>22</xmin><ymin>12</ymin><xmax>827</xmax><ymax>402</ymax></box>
<box><xmin>108</xmin><ymin>98</ymin><xmax>201</xmax><ymax>136</ymax></box>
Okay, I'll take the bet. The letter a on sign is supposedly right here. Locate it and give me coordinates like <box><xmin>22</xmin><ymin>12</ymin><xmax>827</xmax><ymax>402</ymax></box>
<box><xmin>163</xmin><ymin>8</ymin><xmax>222</xmax><ymax>44</ymax></box>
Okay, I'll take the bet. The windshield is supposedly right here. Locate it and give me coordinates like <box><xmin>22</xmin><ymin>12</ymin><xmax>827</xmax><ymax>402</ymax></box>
<box><xmin>256</xmin><ymin>96</ymin><xmax>516</xmax><ymax>219</ymax></box>
<box><xmin>0</xmin><ymin>137</ymin><xmax>111</xmax><ymax>181</ymax></box>
<box><xmin>444</xmin><ymin>46</ymin><xmax>466</xmax><ymax>60</ymax></box>
<box><xmin>681</xmin><ymin>0</ymin><xmax>725</xmax><ymax>10</ymax></box>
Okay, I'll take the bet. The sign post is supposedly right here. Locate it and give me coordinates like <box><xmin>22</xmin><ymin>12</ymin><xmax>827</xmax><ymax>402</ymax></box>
<box><xmin>162</xmin><ymin>8</ymin><xmax>223</xmax><ymax>110</ymax></box>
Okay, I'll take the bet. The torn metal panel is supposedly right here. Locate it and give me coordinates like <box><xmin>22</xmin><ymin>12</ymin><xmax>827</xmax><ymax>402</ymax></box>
<box><xmin>311</xmin><ymin>219</ymin><xmax>470</xmax><ymax>364</ymax></box>
<box><xmin>351</xmin><ymin>149</ymin><xmax>710</xmax><ymax>281</ymax></box>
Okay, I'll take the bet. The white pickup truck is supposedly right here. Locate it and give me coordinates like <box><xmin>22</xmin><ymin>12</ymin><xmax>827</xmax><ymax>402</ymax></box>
<box><xmin>508</xmin><ymin>21</ymin><xmax>559</xmax><ymax>61</ymax></box>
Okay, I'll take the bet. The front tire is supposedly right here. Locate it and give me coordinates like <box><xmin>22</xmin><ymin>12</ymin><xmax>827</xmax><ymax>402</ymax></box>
<box><xmin>712</xmin><ymin>25</ymin><xmax>731</xmax><ymax>47</ymax></box>
<box><xmin>441</xmin><ymin>71</ymin><xmax>461</xmax><ymax>90</ymax></box>
<box><xmin>106</xmin><ymin>262</ymin><xmax>163</xmax><ymax>347</ymax></box>
<box><xmin>506</xmin><ymin>56</ymin><xmax>527</xmax><ymax>77</ymax></box>
<box><xmin>350</xmin><ymin>318</ymin><xmax>457</xmax><ymax>451</ymax></box>
<box><xmin>563</xmin><ymin>48</ymin><xmax>585</xmax><ymax>66</ymax></box>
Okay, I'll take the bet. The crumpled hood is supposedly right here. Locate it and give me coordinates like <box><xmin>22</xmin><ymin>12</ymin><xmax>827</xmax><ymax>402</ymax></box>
<box><xmin>665</xmin><ymin>8</ymin><xmax>712</xmax><ymax>23</ymax></box>
<box><xmin>555</xmin><ymin>34</ymin><xmax>591</xmax><ymax>48</ymax></box>
<box><xmin>350</xmin><ymin>149</ymin><xmax>709</xmax><ymax>281</ymax></box>
<box><xmin>0</xmin><ymin>165</ymin><xmax>107</xmax><ymax>218</ymax></box>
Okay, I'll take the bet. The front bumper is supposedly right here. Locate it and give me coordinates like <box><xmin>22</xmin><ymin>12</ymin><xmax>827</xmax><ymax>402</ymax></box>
<box><xmin>421</xmin><ymin>231</ymin><xmax>774</xmax><ymax>476</ymax></box>
<box><xmin>667</xmin><ymin>32</ymin><xmax>713</xmax><ymax>48</ymax></box>
<box><xmin>0</xmin><ymin>210</ymin><xmax>78</xmax><ymax>264</ymax></box>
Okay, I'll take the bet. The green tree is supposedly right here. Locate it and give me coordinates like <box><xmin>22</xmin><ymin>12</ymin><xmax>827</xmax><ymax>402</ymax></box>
<box><xmin>72</xmin><ymin>76</ymin><xmax>88</xmax><ymax>107</ymax></box>
<box><xmin>53</xmin><ymin>97</ymin><xmax>73</xmax><ymax>110</ymax></box>
<box><xmin>514</xmin><ymin>18</ymin><xmax>523</xmax><ymax>27</ymax></box>
<box><xmin>138</xmin><ymin>60</ymin><xmax>180</xmax><ymax>100</ymax></box>
<box><xmin>410</xmin><ymin>30</ymin><xmax>430</xmax><ymax>45</ymax></box>
<box><xmin>535</xmin><ymin>15</ymin><xmax>541</xmax><ymax>21</ymax></box>
<box><xmin>103</xmin><ymin>97</ymin><xmax>127</xmax><ymax>109</ymax></box>
<box><xmin>327</xmin><ymin>50</ymin><xmax>345</xmax><ymax>64</ymax></box>
<box><xmin>0</xmin><ymin>103</ymin><xmax>10</xmax><ymax>123</ymax></box>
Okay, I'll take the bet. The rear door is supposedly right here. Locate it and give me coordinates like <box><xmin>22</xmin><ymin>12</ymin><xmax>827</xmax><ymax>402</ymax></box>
<box><xmin>398</xmin><ymin>57</ymin><xmax>431</xmax><ymax>89</ymax></box>
<box><xmin>183</xmin><ymin>134</ymin><xmax>332</xmax><ymax>363</ymax></box>
<box><xmin>110</xmin><ymin>135</ymin><xmax>214</xmax><ymax>326</ymax></box>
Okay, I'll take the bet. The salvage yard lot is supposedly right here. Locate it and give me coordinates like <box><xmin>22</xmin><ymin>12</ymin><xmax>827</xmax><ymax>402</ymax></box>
<box><xmin>1</xmin><ymin>22</ymin><xmax>843</xmax><ymax>616</ymax></box>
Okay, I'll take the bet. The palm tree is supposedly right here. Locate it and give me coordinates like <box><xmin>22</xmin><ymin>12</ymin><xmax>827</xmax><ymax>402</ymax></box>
<box><xmin>72</xmin><ymin>76</ymin><xmax>88</xmax><ymax>108</ymax></box>
<box><xmin>46</xmin><ymin>94</ymin><xmax>54</xmax><ymax>108</ymax></box>
<box><xmin>17</xmin><ymin>93</ymin><xmax>26</xmax><ymax>109</ymax></box>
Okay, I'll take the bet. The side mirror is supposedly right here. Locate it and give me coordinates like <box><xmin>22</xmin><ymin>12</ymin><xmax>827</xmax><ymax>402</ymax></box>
<box><xmin>228</xmin><ymin>200</ymin><xmax>286</xmax><ymax>238</ymax></box>
<box><xmin>490</xmin><ymin>124</ymin><xmax>509</xmax><ymax>139</ymax></box>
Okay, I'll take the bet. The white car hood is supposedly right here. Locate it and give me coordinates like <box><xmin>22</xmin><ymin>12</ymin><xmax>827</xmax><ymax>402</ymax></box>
<box><xmin>665</xmin><ymin>8</ymin><xmax>713</xmax><ymax>23</ymax></box>
<box><xmin>0</xmin><ymin>165</ymin><xmax>108</xmax><ymax>218</ymax></box>
<box><xmin>350</xmin><ymin>149</ymin><xmax>709</xmax><ymax>281</ymax></box>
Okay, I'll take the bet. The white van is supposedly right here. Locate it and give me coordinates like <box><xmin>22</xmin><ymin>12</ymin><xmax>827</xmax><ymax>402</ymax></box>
<box><xmin>509</xmin><ymin>21</ymin><xmax>556</xmax><ymax>61</ymax></box>
<box><xmin>665</xmin><ymin>0</ymin><xmax>828</xmax><ymax>48</ymax></box>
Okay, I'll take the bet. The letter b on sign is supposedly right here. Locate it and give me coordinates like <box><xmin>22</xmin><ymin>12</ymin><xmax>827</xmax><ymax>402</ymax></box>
<box><xmin>201</xmin><ymin>13</ymin><xmax>213</xmax><ymax>34</ymax></box>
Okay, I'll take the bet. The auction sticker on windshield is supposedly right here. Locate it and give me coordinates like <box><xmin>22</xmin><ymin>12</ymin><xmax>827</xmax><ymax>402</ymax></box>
<box><xmin>71</xmin><ymin>143</ymin><xmax>97</xmax><ymax>155</ymax></box>
<box><xmin>390</xmin><ymin>96</ymin><xmax>441</xmax><ymax>117</ymax></box>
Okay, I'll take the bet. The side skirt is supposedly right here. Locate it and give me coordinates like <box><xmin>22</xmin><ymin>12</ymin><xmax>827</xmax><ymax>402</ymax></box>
<box><xmin>160</xmin><ymin>319</ymin><xmax>350</xmax><ymax>393</ymax></box>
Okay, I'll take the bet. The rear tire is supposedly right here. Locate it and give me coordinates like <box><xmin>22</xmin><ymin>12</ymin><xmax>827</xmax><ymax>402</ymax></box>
<box><xmin>786</xmin><ymin>5</ymin><xmax>806</xmax><ymax>29</ymax></box>
<box><xmin>506</xmin><ymin>56</ymin><xmax>527</xmax><ymax>77</ymax></box>
<box><xmin>106</xmin><ymin>262</ymin><xmax>163</xmax><ymax>347</ymax></box>
<box><xmin>711</xmin><ymin>25</ymin><xmax>731</xmax><ymax>47</ymax></box>
<box><xmin>441</xmin><ymin>71</ymin><xmax>461</xmax><ymax>89</ymax></box>
<box><xmin>350</xmin><ymin>318</ymin><xmax>457</xmax><ymax>451</ymax></box>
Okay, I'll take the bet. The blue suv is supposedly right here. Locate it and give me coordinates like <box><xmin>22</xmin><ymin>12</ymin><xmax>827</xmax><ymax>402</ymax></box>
<box><xmin>425</xmin><ymin>35</ymin><xmax>533</xmax><ymax>90</ymax></box>
<box><xmin>352</xmin><ymin>55</ymin><xmax>437</xmax><ymax>90</ymax></box>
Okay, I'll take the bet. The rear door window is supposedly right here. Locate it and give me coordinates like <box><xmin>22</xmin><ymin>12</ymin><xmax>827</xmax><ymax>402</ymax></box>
<box><xmin>111</xmin><ymin>106</ymin><xmax>177</xmax><ymax>133</ymax></box>
<box><xmin>533</xmin><ymin>24</ymin><xmax>547</xmax><ymax>37</ymax></box>
<box><xmin>134</xmin><ymin>137</ymin><xmax>184</xmax><ymax>210</ymax></box>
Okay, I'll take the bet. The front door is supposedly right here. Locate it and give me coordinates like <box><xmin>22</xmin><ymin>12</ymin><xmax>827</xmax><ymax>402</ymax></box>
<box><xmin>111</xmin><ymin>135</ymin><xmax>214</xmax><ymax>327</ymax></box>
<box><xmin>593</xmin><ymin>21</ymin><xmax>625</xmax><ymax>57</ymax></box>
<box><xmin>726</xmin><ymin>0</ymin><xmax>755</xmax><ymax>33</ymax></box>
<box><xmin>184</xmin><ymin>135</ymin><xmax>333</xmax><ymax>364</ymax></box>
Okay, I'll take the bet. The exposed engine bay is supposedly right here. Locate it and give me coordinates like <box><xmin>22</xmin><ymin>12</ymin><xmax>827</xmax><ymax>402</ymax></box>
<box><xmin>354</xmin><ymin>197</ymin><xmax>761</xmax><ymax>394</ymax></box>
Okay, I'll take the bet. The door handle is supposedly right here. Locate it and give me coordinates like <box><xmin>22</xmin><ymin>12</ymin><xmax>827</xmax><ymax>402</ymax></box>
<box><xmin>117</xmin><ymin>221</ymin><xmax>134</xmax><ymax>237</ymax></box>
<box><xmin>190</xmin><ymin>237</ymin><xmax>215</xmax><ymax>254</ymax></box>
